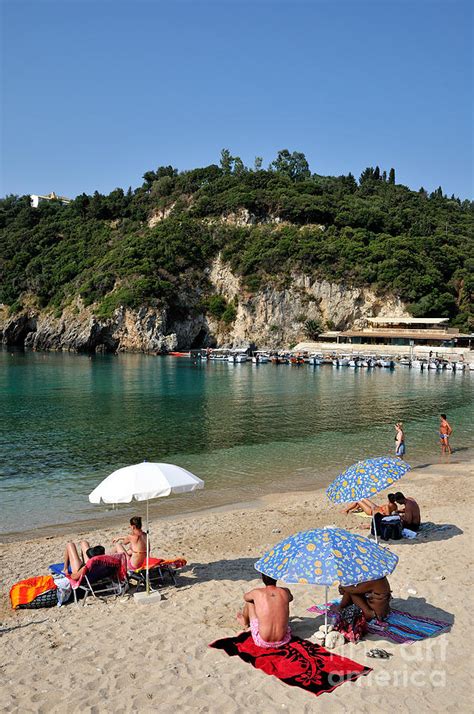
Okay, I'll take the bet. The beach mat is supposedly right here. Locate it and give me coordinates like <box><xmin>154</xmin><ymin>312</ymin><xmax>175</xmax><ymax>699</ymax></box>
<box><xmin>209</xmin><ymin>632</ymin><xmax>371</xmax><ymax>696</ymax></box>
<box><xmin>308</xmin><ymin>602</ymin><xmax>450</xmax><ymax>644</ymax></box>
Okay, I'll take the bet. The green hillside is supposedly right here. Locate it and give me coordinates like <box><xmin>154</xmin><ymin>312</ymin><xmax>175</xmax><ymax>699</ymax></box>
<box><xmin>1</xmin><ymin>150</ymin><xmax>473</xmax><ymax>330</ymax></box>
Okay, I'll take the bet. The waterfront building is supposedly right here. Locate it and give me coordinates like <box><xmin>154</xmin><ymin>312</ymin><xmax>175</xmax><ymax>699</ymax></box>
<box><xmin>295</xmin><ymin>316</ymin><xmax>472</xmax><ymax>359</ymax></box>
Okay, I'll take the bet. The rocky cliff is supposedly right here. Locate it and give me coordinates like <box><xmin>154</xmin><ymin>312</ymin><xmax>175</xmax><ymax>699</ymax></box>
<box><xmin>0</xmin><ymin>256</ymin><xmax>409</xmax><ymax>353</ymax></box>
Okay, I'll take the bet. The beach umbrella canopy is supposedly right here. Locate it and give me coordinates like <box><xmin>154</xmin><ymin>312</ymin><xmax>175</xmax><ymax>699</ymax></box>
<box><xmin>254</xmin><ymin>527</ymin><xmax>398</xmax><ymax>587</ymax></box>
<box><xmin>88</xmin><ymin>462</ymin><xmax>204</xmax><ymax>594</ymax></box>
<box><xmin>326</xmin><ymin>457</ymin><xmax>410</xmax><ymax>505</ymax></box>
<box><xmin>88</xmin><ymin>462</ymin><xmax>204</xmax><ymax>504</ymax></box>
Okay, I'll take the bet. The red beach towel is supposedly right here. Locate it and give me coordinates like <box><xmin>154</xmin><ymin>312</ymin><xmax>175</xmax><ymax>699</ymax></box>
<box><xmin>67</xmin><ymin>553</ymin><xmax>127</xmax><ymax>589</ymax></box>
<box><xmin>209</xmin><ymin>632</ymin><xmax>371</xmax><ymax>696</ymax></box>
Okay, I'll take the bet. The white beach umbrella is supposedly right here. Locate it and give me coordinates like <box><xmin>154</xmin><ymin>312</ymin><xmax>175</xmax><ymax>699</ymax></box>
<box><xmin>89</xmin><ymin>462</ymin><xmax>204</xmax><ymax>593</ymax></box>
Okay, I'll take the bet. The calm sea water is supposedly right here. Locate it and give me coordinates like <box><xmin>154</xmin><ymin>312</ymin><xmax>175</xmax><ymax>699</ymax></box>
<box><xmin>1</xmin><ymin>351</ymin><xmax>473</xmax><ymax>537</ymax></box>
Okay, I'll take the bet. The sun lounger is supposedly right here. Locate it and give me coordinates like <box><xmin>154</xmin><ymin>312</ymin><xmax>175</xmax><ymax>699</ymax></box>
<box><xmin>127</xmin><ymin>557</ymin><xmax>187</xmax><ymax>591</ymax></box>
<box><xmin>49</xmin><ymin>553</ymin><xmax>128</xmax><ymax>605</ymax></box>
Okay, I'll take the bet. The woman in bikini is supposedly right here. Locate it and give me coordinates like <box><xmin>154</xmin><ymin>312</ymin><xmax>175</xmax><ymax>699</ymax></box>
<box><xmin>338</xmin><ymin>576</ymin><xmax>392</xmax><ymax>621</ymax></box>
<box><xmin>344</xmin><ymin>493</ymin><xmax>397</xmax><ymax>516</ymax></box>
<box><xmin>112</xmin><ymin>516</ymin><xmax>148</xmax><ymax>570</ymax></box>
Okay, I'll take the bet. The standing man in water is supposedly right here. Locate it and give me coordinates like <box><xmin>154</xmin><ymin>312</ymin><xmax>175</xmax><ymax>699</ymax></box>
<box><xmin>439</xmin><ymin>414</ymin><xmax>453</xmax><ymax>455</ymax></box>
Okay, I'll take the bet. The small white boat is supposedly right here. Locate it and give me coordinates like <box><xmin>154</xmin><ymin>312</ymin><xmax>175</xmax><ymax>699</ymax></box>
<box><xmin>444</xmin><ymin>362</ymin><xmax>454</xmax><ymax>371</ymax></box>
<box><xmin>348</xmin><ymin>359</ymin><xmax>359</xmax><ymax>368</ymax></box>
<box><xmin>307</xmin><ymin>353</ymin><xmax>323</xmax><ymax>365</ymax></box>
<box><xmin>427</xmin><ymin>360</ymin><xmax>439</xmax><ymax>370</ymax></box>
<box><xmin>252</xmin><ymin>352</ymin><xmax>269</xmax><ymax>364</ymax></box>
<box><xmin>453</xmin><ymin>362</ymin><xmax>465</xmax><ymax>372</ymax></box>
<box><xmin>399</xmin><ymin>358</ymin><xmax>411</xmax><ymax>367</ymax></box>
<box><xmin>228</xmin><ymin>351</ymin><xmax>248</xmax><ymax>363</ymax></box>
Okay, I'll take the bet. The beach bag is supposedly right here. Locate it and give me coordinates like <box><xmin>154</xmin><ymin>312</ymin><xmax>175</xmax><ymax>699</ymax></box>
<box><xmin>17</xmin><ymin>588</ymin><xmax>58</xmax><ymax>609</ymax></box>
<box><xmin>380</xmin><ymin>516</ymin><xmax>403</xmax><ymax>541</ymax></box>
<box><xmin>371</xmin><ymin>513</ymin><xmax>403</xmax><ymax>541</ymax></box>
<box><xmin>10</xmin><ymin>575</ymin><xmax>58</xmax><ymax>609</ymax></box>
<box><xmin>332</xmin><ymin>604</ymin><xmax>368</xmax><ymax>643</ymax></box>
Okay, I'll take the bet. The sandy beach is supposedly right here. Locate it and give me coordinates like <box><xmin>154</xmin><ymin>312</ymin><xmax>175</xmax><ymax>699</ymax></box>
<box><xmin>1</xmin><ymin>457</ymin><xmax>473</xmax><ymax>713</ymax></box>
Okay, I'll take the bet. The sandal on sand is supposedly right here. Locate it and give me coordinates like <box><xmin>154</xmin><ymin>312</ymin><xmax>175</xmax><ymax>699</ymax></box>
<box><xmin>367</xmin><ymin>648</ymin><xmax>393</xmax><ymax>659</ymax></box>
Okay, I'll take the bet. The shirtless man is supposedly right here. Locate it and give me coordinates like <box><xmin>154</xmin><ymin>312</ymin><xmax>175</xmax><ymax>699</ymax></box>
<box><xmin>394</xmin><ymin>492</ymin><xmax>421</xmax><ymax>531</ymax></box>
<box><xmin>237</xmin><ymin>574</ymin><xmax>293</xmax><ymax>648</ymax></box>
<box><xmin>338</xmin><ymin>576</ymin><xmax>391</xmax><ymax>621</ymax></box>
<box><xmin>344</xmin><ymin>494</ymin><xmax>397</xmax><ymax>516</ymax></box>
<box><xmin>439</xmin><ymin>413</ymin><xmax>453</xmax><ymax>455</ymax></box>
<box><xmin>113</xmin><ymin>516</ymin><xmax>148</xmax><ymax>570</ymax></box>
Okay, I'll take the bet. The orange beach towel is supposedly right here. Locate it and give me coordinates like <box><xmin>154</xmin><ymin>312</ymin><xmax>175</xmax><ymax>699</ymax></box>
<box><xmin>10</xmin><ymin>575</ymin><xmax>57</xmax><ymax>609</ymax></box>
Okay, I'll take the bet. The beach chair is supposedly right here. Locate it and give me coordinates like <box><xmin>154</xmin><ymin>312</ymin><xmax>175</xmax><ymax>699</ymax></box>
<box><xmin>127</xmin><ymin>557</ymin><xmax>187</xmax><ymax>591</ymax></box>
<box><xmin>49</xmin><ymin>553</ymin><xmax>128</xmax><ymax>605</ymax></box>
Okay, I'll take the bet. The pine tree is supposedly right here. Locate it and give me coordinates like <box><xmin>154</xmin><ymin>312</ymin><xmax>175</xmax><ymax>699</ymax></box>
<box><xmin>388</xmin><ymin>168</ymin><xmax>396</xmax><ymax>184</ymax></box>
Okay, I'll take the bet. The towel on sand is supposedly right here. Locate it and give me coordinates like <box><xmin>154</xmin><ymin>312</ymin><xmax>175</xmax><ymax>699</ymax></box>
<box><xmin>10</xmin><ymin>575</ymin><xmax>57</xmax><ymax>609</ymax></box>
<box><xmin>308</xmin><ymin>602</ymin><xmax>451</xmax><ymax>644</ymax></box>
<box><xmin>209</xmin><ymin>632</ymin><xmax>371</xmax><ymax>696</ymax></box>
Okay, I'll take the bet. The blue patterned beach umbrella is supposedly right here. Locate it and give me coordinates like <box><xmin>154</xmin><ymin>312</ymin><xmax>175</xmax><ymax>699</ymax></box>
<box><xmin>254</xmin><ymin>527</ymin><xmax>398</xmax><ymax>588</ymax></box>
<box><xmin>326</xmin><ymin>457</ymin><xmax>410</xmax><ymax>505</ymax></box>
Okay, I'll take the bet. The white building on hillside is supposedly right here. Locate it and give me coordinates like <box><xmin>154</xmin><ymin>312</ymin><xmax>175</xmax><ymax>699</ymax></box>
<box><xmin>30</xmin><ymin>191</ymin><xmax>72</xmax><ymax>208</ymax></box>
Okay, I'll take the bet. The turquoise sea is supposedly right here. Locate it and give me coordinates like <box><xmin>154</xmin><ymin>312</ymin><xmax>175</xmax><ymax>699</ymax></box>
<box><xmin>1</xmin><ymin>351</ymin><xmax>473</xmax><ymax>538</ymax></box>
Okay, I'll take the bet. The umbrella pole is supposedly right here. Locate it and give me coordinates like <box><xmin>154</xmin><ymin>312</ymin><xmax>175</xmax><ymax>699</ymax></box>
<box><xmin>146</xmin><ymin>499</ymin><xmax>150</xmax><ymax>595</ymax></box>
<box><xmin>325</xmin><ymin>585</ymin><xmax>328</xmax><ymax>634</ymax></box>
<box><xmin>372</xmin><ymin>506</ymin><xmax>379</xmax><ymax>544</ymax></box>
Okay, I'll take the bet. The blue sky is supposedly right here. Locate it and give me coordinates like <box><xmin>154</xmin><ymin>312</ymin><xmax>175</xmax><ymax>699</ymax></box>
<box><xmin>1</xmin><ymin>0</ymin><xmax>472</xmax><ymax>199</ymax></box>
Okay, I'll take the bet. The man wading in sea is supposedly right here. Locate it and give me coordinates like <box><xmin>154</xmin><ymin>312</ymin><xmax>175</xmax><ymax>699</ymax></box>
<box><xmin>439</xmin><ymin>414</ymin><xmax>453</xmax><ymax>455</ymax></box>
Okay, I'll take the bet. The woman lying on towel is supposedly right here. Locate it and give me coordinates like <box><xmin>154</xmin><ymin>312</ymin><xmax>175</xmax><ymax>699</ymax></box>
<box><xmin>112</xmin><ymin>516</ymin><xmax>148</xmax><ymax>570</ymax></box>
<box><xmin>63</xmin><ymin>541</ymin><xmax>105</xmax><ymax>580</ymax></box>
<box><xmin>343</xmin><ymin>494</ymin><xmax>397</xmax><ymax>517</ymax></box>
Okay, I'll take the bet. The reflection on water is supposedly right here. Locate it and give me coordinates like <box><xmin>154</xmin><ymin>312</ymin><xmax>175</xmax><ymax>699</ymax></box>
<box><xmin>1</xmin><ymin>351</ymin><xmax>473</xmax><ymax>534</ymax></box>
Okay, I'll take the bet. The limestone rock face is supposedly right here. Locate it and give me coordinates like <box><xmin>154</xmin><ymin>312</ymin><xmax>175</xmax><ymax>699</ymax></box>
<box><xmin>0</xmin><ymin>256</ymin><xmax>409</xmax><ymax>353</ymax></box>
<box><xmin>208</xmin><ymin>255</ymin><xmax>409</xmax><ymax>349</ymax></box>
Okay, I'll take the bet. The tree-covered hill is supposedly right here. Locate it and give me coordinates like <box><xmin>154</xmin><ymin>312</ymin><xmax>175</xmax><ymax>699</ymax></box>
<box><xmin>1</xmin><ymin>149</ymin><xmax>473</xmax><ymax>330</ymax></box>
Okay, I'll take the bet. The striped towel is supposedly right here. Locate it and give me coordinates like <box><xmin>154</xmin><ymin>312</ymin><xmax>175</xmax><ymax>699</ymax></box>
<box><xmin>10</xmin><ymin>575</ymin><xmax>57</xmax><ymax>609</ymax></box>
<box><xmin>308</xmin><ymin>601</ymin><xmax>450</xmax><ymax>644</ymax></box>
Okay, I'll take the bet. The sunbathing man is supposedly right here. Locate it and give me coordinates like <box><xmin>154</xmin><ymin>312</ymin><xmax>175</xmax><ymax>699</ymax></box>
<box><xmin>62</xmin><ymin>540</ymin><xmax>105</xmax><ymax>581</ymax></box>
<box><xmin>394</xmin><ymin>492</ymin><xmax>421</xmax><ymax>531</ymax></box>
<box><xmin>344</xmin><ymin>494</ymin><xmax>397</xmax><ymax>516</ymax></box>
<box><xmin>338</xmin><ymin>576</ymin><xmax>392</xmax><ymax>621</ymax></box>
<box><xmin>112</xmin><ymin>516</ymin><xmax>148</xmax><ymax>570</ymax></box>
<box><xmin>237</xmin><ymin>574</ymin><xmax>293</xmax><ymax>648</ymax></box>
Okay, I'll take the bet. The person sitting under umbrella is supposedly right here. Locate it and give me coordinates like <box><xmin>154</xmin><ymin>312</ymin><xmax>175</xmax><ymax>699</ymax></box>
<box><xmin>343</xmin><ymin>494</ymin><xmax>397</xmax><ymax>517</ymax></box>
<box><xmin>112</xmin><ymin>516</ymin><xmax>148</xmax><ymax>570</ymax></box>
<box><xmin>336</xmin><ymin>576</ymin><xmax>392</xmax><ymax>621</ymax></box>
<box><xmin>237</xmin><ymin>574</ymin><xmax>294</xmax><ymax>648</ymax></box>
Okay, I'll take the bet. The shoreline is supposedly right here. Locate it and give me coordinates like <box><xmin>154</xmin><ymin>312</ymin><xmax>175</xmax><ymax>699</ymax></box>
<box><xmin>0</xmin><ymin>446</ymin><xmax>474</xmax><ymax>545</ymax></box>
<box><xmin>3</xmin><ymin>447</ymin><xmax>472</xmax><ymax>544</ymax></box>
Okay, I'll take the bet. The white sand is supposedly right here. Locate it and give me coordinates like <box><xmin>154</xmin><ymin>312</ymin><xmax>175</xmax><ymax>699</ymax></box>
<box><xmin>1</xmin><ymin>459</ymin><xmax>473</xmax><ymax>713</ymax></box>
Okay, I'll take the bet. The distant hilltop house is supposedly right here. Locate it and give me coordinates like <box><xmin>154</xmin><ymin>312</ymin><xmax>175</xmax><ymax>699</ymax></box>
<box><xmin>30</xmin><ymin>191</ymin><xmax>72</xmax><ymax>208</ymax></box>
